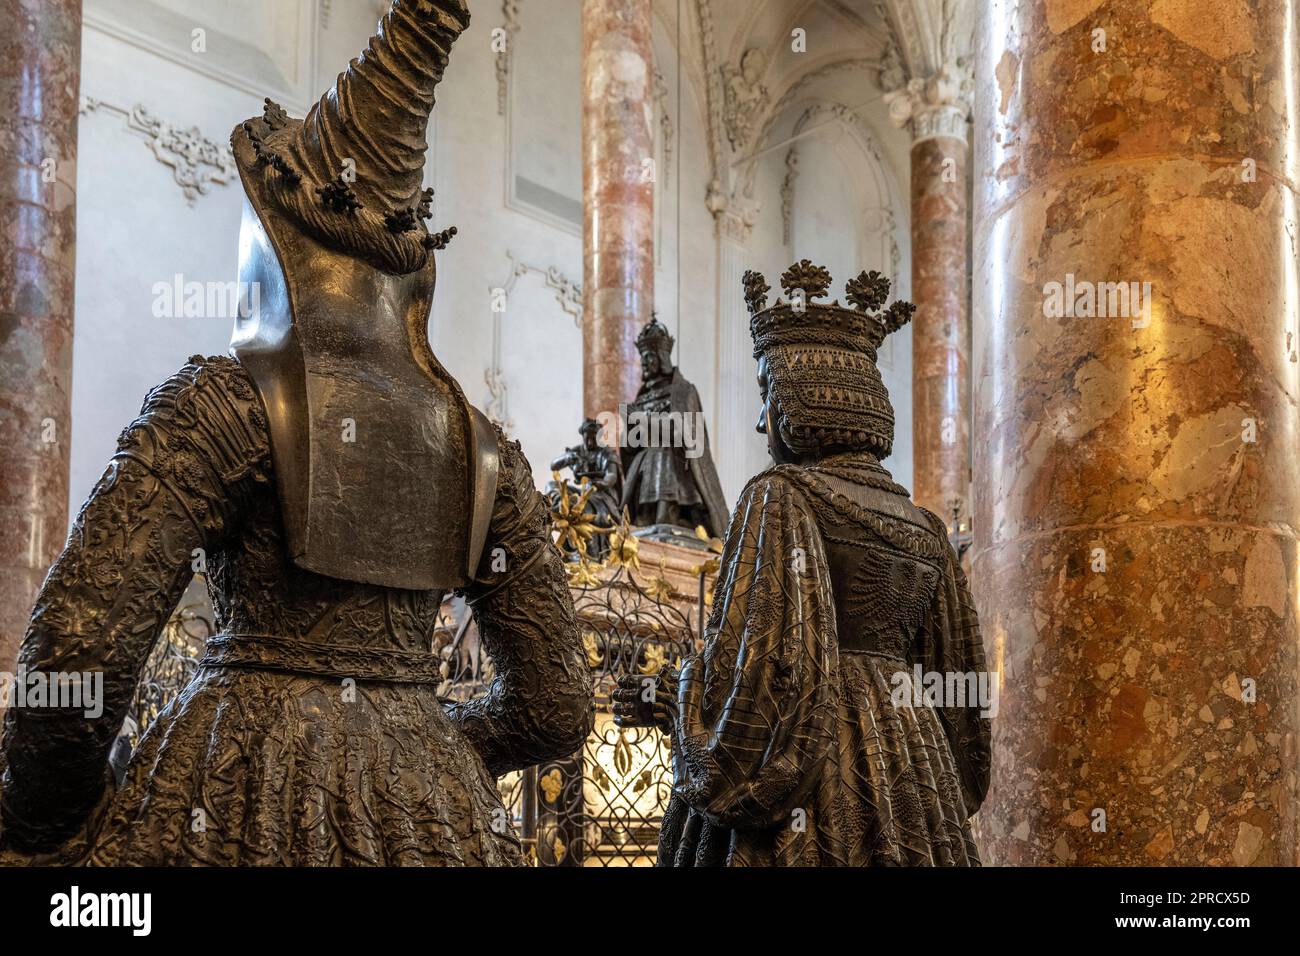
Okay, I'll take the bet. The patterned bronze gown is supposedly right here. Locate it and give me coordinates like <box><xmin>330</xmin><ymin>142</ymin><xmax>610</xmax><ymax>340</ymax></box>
<box><xmin>657</xmin><ymin>453</ymin><xmax>988</xmax><ymax>866</ymax></box>
<box><xmin>646</xmin><ymin>261</ymin><xmax>990</xmax><ymax>866</ymax></box>
<box><xmin>0</xmin><ymin>356</ymin><xmax>591</xmax><ymax>865</ymax></box>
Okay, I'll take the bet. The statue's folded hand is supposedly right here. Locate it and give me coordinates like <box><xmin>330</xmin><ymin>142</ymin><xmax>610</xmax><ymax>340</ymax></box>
<box><xmin>611</xmin><ymin>669</ymin><xmax>677</xmax><ymax>735</ymax></box>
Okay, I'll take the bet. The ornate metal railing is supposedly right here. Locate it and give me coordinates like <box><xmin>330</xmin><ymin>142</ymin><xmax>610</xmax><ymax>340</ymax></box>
<box><xmin>438</xmin><ymin>556</ymin><xmax>701</xmax><ymax>866</ymax></box>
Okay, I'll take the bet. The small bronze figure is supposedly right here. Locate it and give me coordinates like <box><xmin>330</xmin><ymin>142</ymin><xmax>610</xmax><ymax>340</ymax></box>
<box><xmin>619</xmin><ymin>315</ymin><xmax>728</xmax><ymax>539</ymax></box>
<box><xmin>550</xmin><ymin>418</ymin><xmax>623</xmax><ymax>528</ymax></box>
<box><xmin>548</xmin><ymin>421</ymin><xmax>624</xmax><ymax>561</ymax></box>
<box><xmin>614</xmin><ymin>262</ymin><xmax>990</xmax><ymax>866</ymax></box>
<box><xmin>0</xmin><ymin>0</ymin><xmax>591</xmax><ymax>866</ymax></box>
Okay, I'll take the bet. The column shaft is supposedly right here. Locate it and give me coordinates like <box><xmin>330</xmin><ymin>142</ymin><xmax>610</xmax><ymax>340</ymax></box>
<box><xmin>580</xmin><ymin>0</ymin><xmax>654</xmax><ymax>420</ymax></box>
<box><xmin>0</xmin><ymin>0</ymin><xmax>82</xmax><ymax>671</ymax></box>
<box><xmin>911</xmin><ymin>134</ymin><xmax>970</xmax><ymax>521</ymax></box>
<box><xmin>974</xmin><ymin>0</ymin><xmax>1299</xmax><ymax>865</ymax></box>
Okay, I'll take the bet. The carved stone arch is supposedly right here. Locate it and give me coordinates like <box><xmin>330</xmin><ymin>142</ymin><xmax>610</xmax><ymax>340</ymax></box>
<box><xmin>779</xmin><ymin>100</ymin><xmax>908</xmax><ymax>366</ymax></box>
<box><xmin>875</xmin><ymin>0</ymin><xmax>944</xmax><ymax>77</ymax></box>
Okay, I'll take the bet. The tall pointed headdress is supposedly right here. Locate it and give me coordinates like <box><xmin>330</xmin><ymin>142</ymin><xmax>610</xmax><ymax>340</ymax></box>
<box><xmin>227</xmin><ymin>0</ymin><xmax>498</xmax><ymax>592</ymax></box>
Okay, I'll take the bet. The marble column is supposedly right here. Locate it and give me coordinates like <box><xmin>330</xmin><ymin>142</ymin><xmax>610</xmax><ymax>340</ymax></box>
<box><xmin>580</xmin><ymin>0</ymin><xmax>654</xmax><ymax>421</ymax></box>
<box><xmin>973</xmin><ymin>0</ymin><xmax>1300</xmax><ymax>865</ymax></box>
<box><xmin>0</xmin><ymin>0</ymin><xmax>81</xmax><ymax>675</ymax></box>
<box><xmin>892</xmin><ymin>70</ymin><xmax>971</xmax><ymax>523</ymax></box>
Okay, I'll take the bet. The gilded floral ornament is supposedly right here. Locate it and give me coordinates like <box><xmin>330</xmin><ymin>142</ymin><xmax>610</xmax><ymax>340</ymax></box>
<box><xmin>606</xmin><ymin>512</ymin><xmax>641</xmax><ymax>571</ymax></box>
<box><xmin>639</xmin><ymin>642</ymin><xmax>668</xmax><ymax>675</ymax></box>
<box><xmin>644</xmin><ymin>558</ymin><xmax>676</xmax><ymax>603</ymax></box>
<box><xmin>550</xmin><ymin>472</ymin><xmax>602</xmax><ymax>556</ymax></box>
<box><xmin>539</xmin><ymin>768</ymin><xmax>564</xmax><ymax>804</ymax></box>
<box><xmin>582</xmin><ymin>629</ymin><xmax>605</xmax><ymax>668</ymax></box>
<box><xmin>566</xmin><ymin>557</ymin><xmax>602</xmax><ymax>588</ymax></box>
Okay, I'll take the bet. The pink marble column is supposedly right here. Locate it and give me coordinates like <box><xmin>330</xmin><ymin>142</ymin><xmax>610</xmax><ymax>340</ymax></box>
<box><xmin>910</xmin><ymin>130</ymin><xmax>969</xmax><ymax>524</ymax></box>
<box><xmin>974</xmin><ymin>0</ymin><xmax>1299</xmax><ymax>865</ymax></box>
<box><xmin>580</xmin><ymin>0</ymin><xmax>654</xmax><ymax>420</ymax></box>
<box><xmin>0</xmin><ymin>0</ymin><xmax>81</xmax><ymax>674</ymax></box>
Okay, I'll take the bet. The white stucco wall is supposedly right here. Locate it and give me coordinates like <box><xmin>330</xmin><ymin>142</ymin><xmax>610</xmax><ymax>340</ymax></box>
<box><xmin>67</xmin><ymin>0</ymin><xmax>916</xmax><ymax>523</ymax></box>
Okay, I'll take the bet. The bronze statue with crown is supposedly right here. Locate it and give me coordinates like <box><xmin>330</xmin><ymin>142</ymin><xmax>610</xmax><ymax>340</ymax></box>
<box><xmin>613</xmin><ymin>261</ymin><xmax>991</xmax><ymax>866</ymax></box>
<box><xmin>619</xmin><ymin>314</ymin><xmax>729</xmax><ymax>544</ymax></box>
<box><xmin>0</xmin><ymin>0</ymin><xmax>592</xmax><ymax>866</ymax></box>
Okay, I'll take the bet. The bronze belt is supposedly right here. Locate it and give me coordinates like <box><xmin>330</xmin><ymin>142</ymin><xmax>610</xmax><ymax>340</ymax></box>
<box><xmin>200</xmin><ymin>633</ymin><xmax>444</xmax><ymax>684</ymax></box>
<box><xmin>837</xmin><ymin>629</ymin><xmax>909</xmax><ymax>661</ymax></box>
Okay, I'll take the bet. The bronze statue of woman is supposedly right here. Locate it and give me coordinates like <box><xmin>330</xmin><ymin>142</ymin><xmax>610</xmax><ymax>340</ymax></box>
<box><xmin>615</xmin><ymin>261</ymin><xmax>991</xmax><ymax>866</ymax></box>
<box><xmin>0</xmin><ymin>0</ymin><xmax>591</xmax><ymax>865</ymax></box>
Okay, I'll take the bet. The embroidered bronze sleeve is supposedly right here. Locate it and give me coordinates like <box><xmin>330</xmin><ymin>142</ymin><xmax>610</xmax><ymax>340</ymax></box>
<box><xmin>450</xmin><ymin>431</ymin><xmax>593</xmax><ymax>777</ymax></box>
<box><xmin>672</xmin><ymin>471</ymin><xmax>838</xmax><ymax>828</ymax></box>
<box><xmin>0</xmin><ymin>357</ymin><xmax>270</xmax><ymax>852</ymax></box>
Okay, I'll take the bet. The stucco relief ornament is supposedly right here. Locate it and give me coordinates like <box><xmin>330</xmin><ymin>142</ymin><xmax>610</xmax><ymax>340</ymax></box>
<box><xmin>882</xmin><ymin>61</ymin><xmax>973</xmax><ymax>140</ymax></box>
<box><xmin>80</xmin><ymin>98</ymin><xmax>237</xmax><ymax>204</ymax></box>
<box><xmin>721</xmin><ymin>48</ymin><xmax>770</xmax><ymax>151</ymax></box>
<box><xmin>876</xmin><ymin>39</ymin><xmax>908</xmax><ymax>97</ymax></box>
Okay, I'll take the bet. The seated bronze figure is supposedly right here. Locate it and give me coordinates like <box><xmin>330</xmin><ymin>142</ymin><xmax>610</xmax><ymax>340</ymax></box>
<box><xmin>0</xmin><ymin>0</ymin><xmax>591</xmax><ymax>865</ymax></box>
<box><xmin>615</xmin><ymin>261</ymin><xmax>991</xmax><ymax>866</ymax></box>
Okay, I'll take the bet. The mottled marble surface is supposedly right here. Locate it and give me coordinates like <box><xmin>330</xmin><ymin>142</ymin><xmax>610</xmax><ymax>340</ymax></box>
<box><xmin>973</xmin><ymin>0</ymin><xmax>1299</xmax><ymax>864</ymax></box>
<box><xmin>580</xmin><ymin>0</ymin><xmax>655</xmax><ymax>420</ymax></box>
<box><xmin>0</xmin><ymin>0</ymin><xmax>81</xmax><ymax>675</ymax></box>
<box><xmin>911</xmin><ymin>135</ymin><xmax>970</xmax><ymax>524</ymax></box>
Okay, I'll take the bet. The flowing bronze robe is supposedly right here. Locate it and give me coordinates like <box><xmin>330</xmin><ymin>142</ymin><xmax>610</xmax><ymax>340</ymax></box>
<box><xmin>658</xmin><ymin>453</ymin><xmax>990</xmax><ymax>866</ymax></box>
<box><xmin>620</xmin><ymin>369</ymin><xmax>729</xmax><ymax>537</ymax></box>
<box><xmin>0</xmin><ymin>356</ymin><xmax>591</xmax><ymax>865</ymax></box>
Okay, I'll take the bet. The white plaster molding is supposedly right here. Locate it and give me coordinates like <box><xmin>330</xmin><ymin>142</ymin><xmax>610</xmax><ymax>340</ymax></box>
<box><xmin>875</xmin><ymin>1</ymin><xmax>973</xmax><ymax>143</ymax></box>
<box><xmin>84</xmin><ymin>0</ymin><xmax>321</xmax><ymax>116</ymax></box>
<box><xmin>780</xmin><ymin>147</ymin><xmax>798</xmax><ymax>247</ymax></box>
<box><xmin>721</xmin><ymin>47</ymin><xmax>770</xmax><ymax>152</ymax></box>
<box><xmin>484</xmin><ymin>252</ymin><xmax>584</xmax><ymax>429</ymax></box>
<box><xmin>653</xmin><ymin>66</ymin><xmax>674</xmax><ymax>191</ymax></box>
<box><xmin>749</xmin><ymin>57</ymin><xmax>877</xmax><ymax>161</ymax></box>
<box><xmin>500</xmin><ymin>0</ymin><xmax>582</xmax><ymax>236</ymax></box>
<box><xmin>882</xmin><ymin>60</ymin><xmax>971</xmax><ymax>143</ymax></box>
<box><xmin>875</xmin><ymin>0</ymin><xmax>936</xmax><ymax>77</ymax></box>
<box><xmin>495</xmin><ymin>0</ymin><xmax>522</xmax><ymax>117</ymax></box>
<box><xmin>80</xmin><ymin>96</ymin><xmax>236</xmax><ymax>205</ymax></box>
<box><xmin>694</xmin><ymin>0</ymin><xmax>729</xmax><ymax>202</ymax></box>
<box><xmin>710</xmin><ymin>195</ymin><xmax>759</xmax><ymax>244</ymax></box>
<box><xmin>782</xmin><ymin>100</ymin><xmax>906</xmax><ymax>366</ymax></box>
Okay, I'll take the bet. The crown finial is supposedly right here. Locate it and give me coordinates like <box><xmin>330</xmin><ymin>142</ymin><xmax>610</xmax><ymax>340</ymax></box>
<box><xmin>780</xmin><ymin>259</ymin><xmax>832</xmax><ymax>300</ymax></box>
<box><xmin>845</xmin><ymin>270</ymin><xmax>891</xmax><ymax>312</ymax></box>
<box><xmin>883</xmin><ymin>299</ymin><xmax>915</xmax><ymax>334</ymax></box>
<box><xmin>742</xmin><ymin>270</ymin><xmax>770</xmax><ymax>314</ymax></box>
